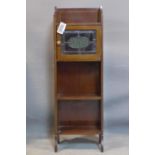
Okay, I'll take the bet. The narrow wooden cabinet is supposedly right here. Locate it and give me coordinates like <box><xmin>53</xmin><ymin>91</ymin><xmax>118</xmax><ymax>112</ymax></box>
<box><xmin>53</xmin><ymin>7</ymin><xmax>104</xmax><ymax>152</ymax></box>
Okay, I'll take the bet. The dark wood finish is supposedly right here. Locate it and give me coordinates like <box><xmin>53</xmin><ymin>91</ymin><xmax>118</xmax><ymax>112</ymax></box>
<box><xmin>57</xmin><ymin>95</ymin><xmax>101</xmax><ymax>100</ymax></box>
<box><xmin>55</xmin><ymin>8</ymin><xmax>101</xmax><ymax>24</ymax></box>
<box><xmin>54</xmin><ymin>7</ymin><xmax>104</xmax><ymax>152</ymax></box>
<box><xmin>56</xmin><ymin>25</ymin><xmax>102</xmax><ymax>61</ymax></box>
<box><xmin>59</xmin><ymin>127</ymin><xmax>100</xmax><ymax>135</ymax></box>
<box><xmin>58</xmin><ymin>100</ymin><xmax>101</xmax><ymax>126</ymax></box>
<box><xmin>57</xmin><ymin>62</ymin><xmax>101</xmax><ymax>96</ymax></box>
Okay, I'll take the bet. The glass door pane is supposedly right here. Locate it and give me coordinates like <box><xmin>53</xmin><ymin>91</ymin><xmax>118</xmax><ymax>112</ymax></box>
<box><xmin>61</xmin><ymin>30</ymin><xmax>96</xmax><ymax>54</ymax></box>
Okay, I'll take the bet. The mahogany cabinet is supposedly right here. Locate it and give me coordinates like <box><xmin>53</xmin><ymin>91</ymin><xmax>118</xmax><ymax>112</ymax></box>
<box><xmin>53</xmin><ymin>7</ymin><xmax>104</xmax><ymax>152</ymax></box>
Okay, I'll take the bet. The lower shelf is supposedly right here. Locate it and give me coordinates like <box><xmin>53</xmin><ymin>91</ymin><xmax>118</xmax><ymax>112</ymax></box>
<box><xmin>58</xmin><ymin>126</ymin><xmax>101</xmax><ymax>135</ymax></box>
<box><xmin>57</xmin><ymin>95</ymin><xmax>102</xmax><ymax>100</ymax></box>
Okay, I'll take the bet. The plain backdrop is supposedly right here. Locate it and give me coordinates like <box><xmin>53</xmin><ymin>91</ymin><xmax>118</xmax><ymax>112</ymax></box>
<box><xmin>26</xmin><ymin>0</ymin><xmax>129</xmax><ymax>152</ymax></box>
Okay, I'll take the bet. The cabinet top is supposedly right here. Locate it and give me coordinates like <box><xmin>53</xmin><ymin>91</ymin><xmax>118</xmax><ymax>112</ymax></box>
<box><xmin>54</xmin><ymin>7</ymin><xmax>103</xmax><ymax>25</ymax></box>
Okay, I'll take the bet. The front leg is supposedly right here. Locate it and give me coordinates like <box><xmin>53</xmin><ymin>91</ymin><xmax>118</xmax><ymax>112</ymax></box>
<box><xmin>99</xmin><ymin>133</ymin><xmax>104</xmax><ymax>152</ymax></box>
<box><xmin>57</xmin><ymin>134</ymin><xmax>60</xmax><ymax>144</ymax></box>
<box><xmin>54</xmin><ymin>135</ymin><xmax>58</xmax><ymax>152</ymax></box>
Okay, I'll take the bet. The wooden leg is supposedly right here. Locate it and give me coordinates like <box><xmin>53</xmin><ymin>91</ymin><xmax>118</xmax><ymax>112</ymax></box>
<box><xmin>57</xmin><ymin>134</ymin><xmax>60</xmax><ymax>144</ymax></box>
<box><xmin>54</xmin><ymin>135</ymin><xmax>58</xmax><ymax>152</ymax></box>
<box><xmin>100</xmin><ymin>143</ymin><xmax>104</xmax><ymax>152</ymax></box>
<box><xmin>99</xmin><ymin>134</ymin><xmax>104</xmax><ymax>152</ymax></box>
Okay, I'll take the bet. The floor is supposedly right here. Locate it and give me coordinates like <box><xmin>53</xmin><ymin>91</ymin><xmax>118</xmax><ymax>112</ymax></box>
<box><xmin>27</xmin><ymin>122</ymin><xmax>128</xmax><ymax>155</ymax></box>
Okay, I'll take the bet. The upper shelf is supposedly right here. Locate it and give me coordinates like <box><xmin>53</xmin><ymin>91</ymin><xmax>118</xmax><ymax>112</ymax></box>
<box><xmin>54</xmin><ymin>8</ymin><xmax>102</xmax><ymax>24</ymax></box>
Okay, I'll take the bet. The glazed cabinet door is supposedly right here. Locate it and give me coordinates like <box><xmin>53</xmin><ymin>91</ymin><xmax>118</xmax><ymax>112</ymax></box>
<box><xmin>56</xmin><ymin>25</ymin><xmax>102</xmax><ymax>61</ymax></box>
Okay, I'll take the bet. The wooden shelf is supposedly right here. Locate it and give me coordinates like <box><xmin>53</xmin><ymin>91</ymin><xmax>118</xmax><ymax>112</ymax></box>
<box><xmin>56</xmin><ymin>59</ymin><xmax>101</xmax><ymax>62</ymax></box>
<box><xmin>58</xmin><ymin>126</ymin><xmax>100</xmax><ymax>135</ymax></box>
<box><xmin>57</xmin><ymin>95</ymin><xmax>101</xmax><ymax>100</ymax></box>
<box><xmin>55</xmin><ymin>8</ymin><xmax>102</xmax><ymax>24</ymax></box>
<box><xmin>57</xmin><ymin>62</ymin><xmax>101</xmax><ymax>98</ymax></box>
<box><xmin>56</xmin><ymin>23</ymin><xmax>101</xmax><ymax>26</ymax></box>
